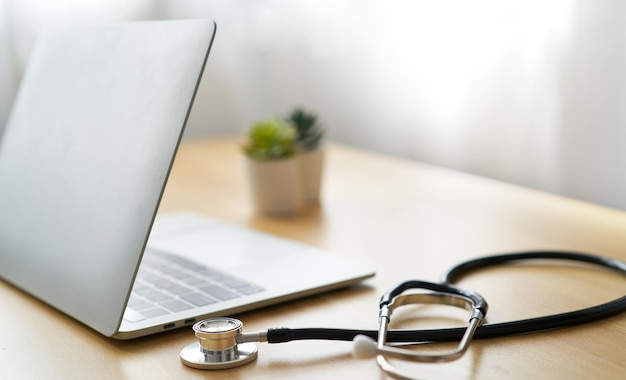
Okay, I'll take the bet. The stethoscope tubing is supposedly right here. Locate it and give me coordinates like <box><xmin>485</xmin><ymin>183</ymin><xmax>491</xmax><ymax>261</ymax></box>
<box><xmin>264</xmin><ymin>251</ymin><xmax>626</xmax><ymax>344</ymax></box>
<box><xmin>442</xmin><ymin>251</ymin><xmax>626</xmax><ymax>283</ymax></box>
<box><xmin>180</xmin><ymin>250</ymin><xmax>626</xmax><ymax>375</ymax></box>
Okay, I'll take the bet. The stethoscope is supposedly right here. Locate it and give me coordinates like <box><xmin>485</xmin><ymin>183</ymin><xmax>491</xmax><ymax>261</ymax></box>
<box><xmin>180</xmin><ymin>251</ymin><xmax>626</xmax><ymax>379</ymax></box>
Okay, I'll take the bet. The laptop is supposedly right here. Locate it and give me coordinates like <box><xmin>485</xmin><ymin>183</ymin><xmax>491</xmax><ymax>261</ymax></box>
<box><xmin>0</xmin><ymin>20</ymin><xmax>374</xmax><ymax>340</ymax></box>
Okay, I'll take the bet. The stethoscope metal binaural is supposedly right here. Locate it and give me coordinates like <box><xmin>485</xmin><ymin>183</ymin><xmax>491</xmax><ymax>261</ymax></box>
<box><xmin>180</xmin><ymin>251</ymin><xmax>626</xmax><ymax>379</ymax></box>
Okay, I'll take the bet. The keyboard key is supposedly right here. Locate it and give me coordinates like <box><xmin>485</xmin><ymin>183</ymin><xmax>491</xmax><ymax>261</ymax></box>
<box><xmin>152</xmin><ymin>277</ymin><xmax>176</xmax><ymax>288</ymax></box>
<box><xmin>132</xmin><ymin>285</ymin><xmax>154</xmax><ymax>295</ymax></box>
<box><xmin>162</xmin><ymin>283</ymin><xmax>193</xmax><ymax>295</ymax></box>
<box><xmin>160</xmin><ymin>299</ymin><xmax>194</xmax><ymax>312</ymax></box>
<box><xmin>195</xmin><ymin>267</ymin><xmax>223</xmax><ymax>278</ymax></box>
<box><xmin>169</xmin><ymin>256</ymin><xmax>205</xmax><ymax>270</ymax></box>
<box><xmin>127</xmin><ymin>298</ymin><xmax>154</xmax><ymax>312</ymax></box>
<box><xmin>142</xmin><ymin>289</ymin><xmax>174</xmax><ymax>303</ymax></box>
<box><xmin>151</xmin><ymin>263</ymin><xmax>179</xmax><ymax>274</ymax></box>
<box><xmin>167</xmin><ymin>270</ymin><xmax>192</xmax><ymax>280</ymax></box>
<box><xmin>223</xmin><ymin>278</ymin><xmax>254</xmax><ymax>288</ymax></box>
<box><xmin>123</xmin><ymin>308</ymin><xmax>146</xmax><ymax>322</ymax></box>
<box><xmin>180</xmin><ymin>292</ymin><xmax>218</xmax><ymax>306</ymax></box>
<box><xmin>141</xmin><ymin>308</ymin><xmax>170</xmax><ymax>318</ymax></box>
<box><xmin>199</xmin><ymin>285</ymin><xmax>240</xmax><ymax>301</ymax></box>
<box><xmin>183</xmin><ymin>275</ymin><xmax>208</xmax><ymax>286</ymax></box>
<box><xmin>137</xmin><ymin>271</ymin><xmax>160</xmax><ymax>283</ymax></box>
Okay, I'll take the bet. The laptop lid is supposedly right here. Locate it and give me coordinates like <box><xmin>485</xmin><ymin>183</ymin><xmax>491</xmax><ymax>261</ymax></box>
<box><xmin>0</xmin><ymin>20</ymin><xmax>216</xmax><ymax>337</ymax></box>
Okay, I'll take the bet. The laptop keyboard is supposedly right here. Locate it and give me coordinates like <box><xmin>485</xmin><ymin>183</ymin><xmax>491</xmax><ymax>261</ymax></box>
<box><xmin>124</xmin><ymin>249</ymin><xmax>265</xmax><ymax>323</ymax></box>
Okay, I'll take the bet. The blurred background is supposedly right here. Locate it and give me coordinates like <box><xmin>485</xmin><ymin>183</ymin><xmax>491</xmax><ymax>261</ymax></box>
<box><xmin>1</xmin><ymin>0</ymin><xmax>625</xmax><ymax>210</ymax></box>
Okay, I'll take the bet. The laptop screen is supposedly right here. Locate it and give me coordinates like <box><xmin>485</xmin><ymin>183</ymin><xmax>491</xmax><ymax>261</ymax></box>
<box><xmin>0</xmin><ymin>20</ymin><xmax>216</xmax><ymax>336</ymax></box>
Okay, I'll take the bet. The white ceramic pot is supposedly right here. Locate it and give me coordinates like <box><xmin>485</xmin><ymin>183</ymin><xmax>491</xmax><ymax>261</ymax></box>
<box><xmin>299</xmin><ymin>149</ymin><xmax>324</xmax><ymax>203</ymax></box>
<box><xmin>245</xmin><ymin>157</ymin><xmax>302</xmax><ymax>215</ymax></box>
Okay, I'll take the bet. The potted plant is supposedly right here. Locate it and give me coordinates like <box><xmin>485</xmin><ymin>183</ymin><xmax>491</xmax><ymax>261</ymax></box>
<box><xmin>243</xmin><ymin>119</ymin><xmax>301</xmax><ymax>215</ymax></box>
<box><xmin>287</xmin><ymin>107</ymin><xmax>325</xmax><ymax>203</ymax></box>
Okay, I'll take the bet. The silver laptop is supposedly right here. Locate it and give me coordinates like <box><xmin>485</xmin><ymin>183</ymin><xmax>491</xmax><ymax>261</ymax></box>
<box><xmin>0</xmin><ymin>20</ymin><xmax>374</xmax><ymax>339</ymax></box>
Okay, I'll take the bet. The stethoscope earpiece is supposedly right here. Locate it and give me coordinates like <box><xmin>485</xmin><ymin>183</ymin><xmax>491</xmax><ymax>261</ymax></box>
<box><xmin>352</xmin><ymin>335</ymin><xmax>378</xmax><ymax>359</ymax></box>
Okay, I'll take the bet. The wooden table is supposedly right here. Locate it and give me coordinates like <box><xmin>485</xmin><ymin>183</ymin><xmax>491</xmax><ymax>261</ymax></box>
<box><xmin>1</xmin><ymin>137</ymin><xmax>625</xmax><ymax>379</ymax></box>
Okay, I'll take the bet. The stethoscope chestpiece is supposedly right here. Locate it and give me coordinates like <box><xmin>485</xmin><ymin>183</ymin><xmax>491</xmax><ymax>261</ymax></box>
<box><xmin>180</xmin><ymin>317</ymin><xmax>258</xmax><ymax>370</ymax></box>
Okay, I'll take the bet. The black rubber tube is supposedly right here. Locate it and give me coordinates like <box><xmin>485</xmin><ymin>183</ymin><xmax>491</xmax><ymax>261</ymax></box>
<box><xmin>266</xmin><ymin>251</ymin><xmax>626</xmax><ymax>344</ymax></box>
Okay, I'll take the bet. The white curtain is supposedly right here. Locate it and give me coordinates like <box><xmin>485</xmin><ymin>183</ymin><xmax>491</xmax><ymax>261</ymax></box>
<box><xmin>1</xmin><ymin>0</ymin><xmax>625</xmax><ymax>210</ymax></box>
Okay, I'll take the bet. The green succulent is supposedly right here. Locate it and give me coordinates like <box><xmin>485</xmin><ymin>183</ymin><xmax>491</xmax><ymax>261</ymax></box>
<box><xmin>287</xmin><ymin>107</ymin><xmax>324</xmax><ymax>151</ymax></box>
<box><xmin>243</xmin><ymin>119</ymin><xmax>297</xmax><ymax>160</ymax></box>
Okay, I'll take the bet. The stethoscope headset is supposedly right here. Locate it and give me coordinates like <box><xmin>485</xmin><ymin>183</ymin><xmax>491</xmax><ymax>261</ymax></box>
<box><xmin>180</xmin><ymin>251</ymin><xmax>626</xmax><ymax>379</ymax></box>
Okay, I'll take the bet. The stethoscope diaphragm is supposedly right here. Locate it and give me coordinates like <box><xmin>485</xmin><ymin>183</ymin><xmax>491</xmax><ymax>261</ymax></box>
<box><xmin>180</xmin><ymin>317</ymin><xmax>258</xmax><ymax>369</ymax></box>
